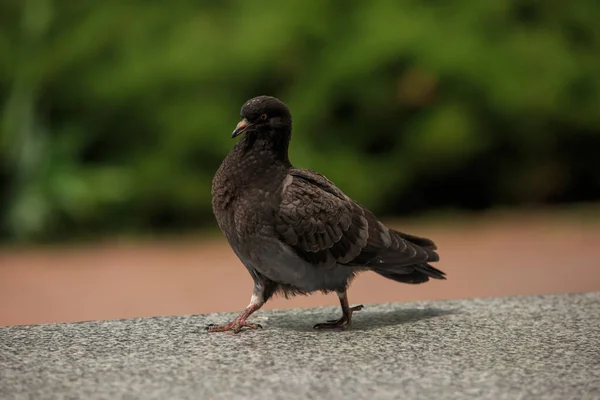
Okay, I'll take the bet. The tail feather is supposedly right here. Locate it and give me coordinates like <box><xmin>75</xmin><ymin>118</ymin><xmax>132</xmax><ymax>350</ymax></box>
<box><xmin>355</xmin><ymin>217</ymin><xmax>445</xmax><ymax>284</ymax></box>
<box><xmin>374</xmin><ymin>263</ymin><xmax>446</xmax><ymax>285</ymax></box>
<box><xmin>415</xmin><ymin>263</ymin><xmax>446</xmax><ymax>279</ymax></box>
<box><xmin>371</xmin><ymin>230</ymin><xmax>445</xmax><ymax>284</ymax></box>
<box><xmin>393</xmin><ymin>229</ymin><xmax>438</xmax><ymax>250</ymax></box>
<box><xmin>374</xmin><ymin>229</ymin><xmax>440</xmax><ymax>265</ymax></box>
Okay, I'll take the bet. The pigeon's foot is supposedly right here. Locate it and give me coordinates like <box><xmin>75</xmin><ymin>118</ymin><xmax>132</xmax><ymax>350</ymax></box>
<box><xmin>205</xmin><ymin>293</ymin><xmax>265</xmax><ymax>334</ymax></box>
<box><xmin>314</xmin><ymin>304</ymin><xmax>363</xmax><ymax>330</ymax></box>
<box><xmin>313</xmin><ymin>317</ymin><xmax>350</xmax><ymax>330</ymax></box>
<box><xmin>206</xmin><ymin>319</ymin><xmax>262</xmax><ymax>334</ymax></box>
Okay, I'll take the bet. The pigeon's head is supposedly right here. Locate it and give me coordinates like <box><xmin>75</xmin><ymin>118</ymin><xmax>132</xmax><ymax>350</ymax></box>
<box><xmin>232</xmin><ymin>96</ymin><xmax>292</xmax><ymax>138</ymax></box>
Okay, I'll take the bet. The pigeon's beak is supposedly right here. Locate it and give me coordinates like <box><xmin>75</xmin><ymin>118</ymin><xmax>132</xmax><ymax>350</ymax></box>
<box><xmin>232</xmin><ymin>118</ymin><xmax>251</xmax><ymax>138</ymax></box>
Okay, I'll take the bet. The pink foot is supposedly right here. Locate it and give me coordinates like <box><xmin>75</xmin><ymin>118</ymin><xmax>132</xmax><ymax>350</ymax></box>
<box><xmin>206</xmin><ymin>319</ymin><xmax>262</xmax><ymax>334</ymax></box>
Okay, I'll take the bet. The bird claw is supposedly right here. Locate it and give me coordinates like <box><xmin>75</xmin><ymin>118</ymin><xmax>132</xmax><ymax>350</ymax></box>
<box><xmin>205</xmin><ymin>321</ymin><xmax>263</xmax><ymax>333</ymax></box>
<box><xmin>314</xmin><ymin>318</ymin><xmax>351</xmax><ymax>330</ymax></box>
<box><xmin>317</xmin><ymin>305</ymin><xmax>364</xmax><ymax>329</ymax></box>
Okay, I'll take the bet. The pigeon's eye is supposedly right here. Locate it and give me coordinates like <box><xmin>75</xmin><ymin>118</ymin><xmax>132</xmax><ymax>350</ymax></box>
<box><xmin>260</xmin><ymin>113</ymin><xmax>268</xmax><ymax>121</ymax></box>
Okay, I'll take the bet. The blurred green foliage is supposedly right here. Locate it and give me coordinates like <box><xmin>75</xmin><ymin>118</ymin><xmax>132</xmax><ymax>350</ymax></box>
<box><xmin>1</xmin><ymin>0</ymin><xmax>600</xmax><ymax>242</ymax></box>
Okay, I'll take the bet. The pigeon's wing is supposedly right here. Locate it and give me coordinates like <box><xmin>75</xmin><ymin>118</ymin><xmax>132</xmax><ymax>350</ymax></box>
<box><xmin>275</xmin><ymin>169</ymin><xmax>440</xmax><ymax>271</ymax></box>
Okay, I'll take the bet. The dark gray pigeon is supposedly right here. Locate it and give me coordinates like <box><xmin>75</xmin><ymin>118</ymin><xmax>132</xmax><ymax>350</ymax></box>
<box><xmin>208</xmin><ymin>95</ymin><xmax>445</xmax><ymax>333</ymax></box>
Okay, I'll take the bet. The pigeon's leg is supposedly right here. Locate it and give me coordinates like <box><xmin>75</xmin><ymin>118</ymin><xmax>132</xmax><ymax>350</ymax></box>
<box><xmin>206</xmin><ymin>290</ymin><xmax>265</xmax><ymax>334</ymax></box>
<box><xmin>313</xmin><ymin>290</ymin><xmax>363</xmax><ymax>330</ymax></box>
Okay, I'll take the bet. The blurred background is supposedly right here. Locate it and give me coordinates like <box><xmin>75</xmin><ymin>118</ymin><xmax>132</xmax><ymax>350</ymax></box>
<box><xmin>1</xmin><ymin>0</ymin><xmax>600</xmax><ymax>326</ymax></box>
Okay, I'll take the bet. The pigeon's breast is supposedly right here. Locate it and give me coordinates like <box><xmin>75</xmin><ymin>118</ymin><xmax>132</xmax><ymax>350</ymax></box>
<box><xmin>231</xmin><ymin>189</ymin><xmax>279</xmax><ymax>237</ymax></box>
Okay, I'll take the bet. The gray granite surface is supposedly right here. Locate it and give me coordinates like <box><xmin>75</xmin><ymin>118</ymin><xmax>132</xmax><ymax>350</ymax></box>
<box><xmin>1</xmin><ymin>292</ymin><xmax>599</xmax><ymax>400</ymax></box>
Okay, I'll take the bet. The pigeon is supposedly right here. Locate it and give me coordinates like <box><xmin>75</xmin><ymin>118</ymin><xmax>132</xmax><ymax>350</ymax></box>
<box><xmin>208</xmin><ymin>95</ymin><xmax>445</xmax><ymax>333</ymax></box>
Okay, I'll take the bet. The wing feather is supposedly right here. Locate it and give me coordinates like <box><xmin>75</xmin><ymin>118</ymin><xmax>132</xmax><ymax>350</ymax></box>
<box><xmin>275</xmin><ymin>169</ymin><xmax>439</xmax><ymax>270</ymax></box>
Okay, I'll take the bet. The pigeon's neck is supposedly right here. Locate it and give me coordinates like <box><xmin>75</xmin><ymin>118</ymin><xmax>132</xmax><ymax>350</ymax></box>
<box><xmin>218</xmin><ymin>129</ymin><xmax>292</xmax><ymax>191</ymax></box>
<box><xmin>240</xmin><ymin>129</ymin><xmax>290</xmax><ymax>157</ymax></box>
<box><xmin>232</xmin><ymin>129</ymin><xmax>292</xmax><ymax>168</ymax></box>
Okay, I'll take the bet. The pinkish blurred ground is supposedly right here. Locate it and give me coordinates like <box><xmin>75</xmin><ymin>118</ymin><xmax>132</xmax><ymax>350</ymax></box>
<box><xmin>1</xmin><ymin>210</ymin><xmax>599</xmax><ymax>327</ymax></box>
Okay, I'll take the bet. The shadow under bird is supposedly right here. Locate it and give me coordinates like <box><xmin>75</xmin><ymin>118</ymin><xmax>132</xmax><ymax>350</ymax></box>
<box><xmin>208</xmin><ymin>96</ymin><xmax>445</xmax><ymax>333</ymax></box>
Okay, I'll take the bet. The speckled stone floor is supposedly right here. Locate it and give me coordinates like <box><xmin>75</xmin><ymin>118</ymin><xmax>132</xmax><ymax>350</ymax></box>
<box><xmin>1</xmin><ymin>292</ymin><xmax>599</xmax><ymax>400</ymax></box>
